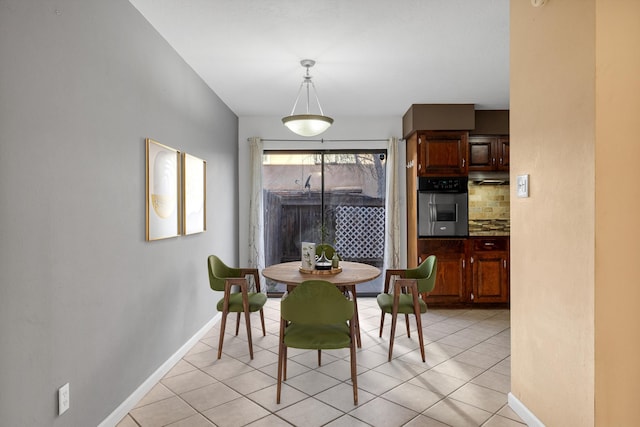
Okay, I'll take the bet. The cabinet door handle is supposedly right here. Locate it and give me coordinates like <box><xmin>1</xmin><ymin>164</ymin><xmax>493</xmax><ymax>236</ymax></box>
<box><xmin>462</xmin><ymin>158</ymin><xmax>466</xmax><ymax>168</ymax></box>
<box><xmin>462</xmin><ymin>259</ymin><xmax>465</xmax><ymax>268</ymax></box>
<box><xmin>484</xmin><ymin>242</ymin><xmax>495</xmax><ymax>246</ymax></box>
<box><xmin>500</xmin><ymin>157</ymin><xmax>504</xmax><ymax>165</ymax></box>
<box><xmin>503</xmin><ymin>260</ymin><xmax>507</xmax><ymax>268</ymax></box>
<box><xmin>470</xmin><ymin>256</ymin><xmax>474</xmax><ymax>264</ymax></box>
<box><xmin>492</xmin><ymin>158</ymin><xmax>496</xmax><ymax>165</ymax></box>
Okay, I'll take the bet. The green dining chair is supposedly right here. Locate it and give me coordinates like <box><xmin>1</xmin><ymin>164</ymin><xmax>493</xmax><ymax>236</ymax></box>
<box><xmin>207</xmin><ymin>255</ymin><xmax>267</xmax><ymax>360</ymax></box>
<box><xmin>377</xmin><ymin>255</ymin><xmax>437</xmax><ymax>362</ymax></box>
<box><xmin>277</xmin><ymin>280</ymin><xmax>358</xmax><ymax>405</ymax></box>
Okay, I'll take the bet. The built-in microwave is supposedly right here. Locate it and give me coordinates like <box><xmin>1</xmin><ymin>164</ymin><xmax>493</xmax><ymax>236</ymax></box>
<box><xmin>417</xmin><ymin>177</ymin><xmax>468</xmax><ymax>237</ymax></box>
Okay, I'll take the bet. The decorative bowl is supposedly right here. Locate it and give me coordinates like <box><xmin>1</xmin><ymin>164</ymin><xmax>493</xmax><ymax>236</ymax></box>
<box><xmin>315</xmin><ymin>261</ymin><xmax>332</xmax><ymax>270</ymax></box>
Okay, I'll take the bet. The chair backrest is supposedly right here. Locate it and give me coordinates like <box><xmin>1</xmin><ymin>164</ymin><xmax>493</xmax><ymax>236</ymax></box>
<box><xmin>281</xmin><ymin>280</ymin><xmax>353</xmax><ymax>325</ymax></box>
<box><xmin>207</xmin><ymin>255</ymin><xmax>242</xmax><ymax>292</ymax></box>
<box><xmin>405</xmin><ymin>255</ymin><xmax>437</xmax><ymax>293</ymax></box>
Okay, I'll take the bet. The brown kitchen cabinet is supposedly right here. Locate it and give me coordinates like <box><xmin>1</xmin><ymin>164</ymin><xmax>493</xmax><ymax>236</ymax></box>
<box><xmin>417</xmin><ymin>237</ymin><xmax>510</xmax><ymax>306</ymax></box>
<box><xmin>406</xmin><ymin>130</ymin><xmax>510</xmax><ymax>306</ymax></box>
<box><xmin>405</xmin><ymin>131</ymin><xmax>470</xmax><ymax>264</ymax></box>
<box><xmin>417</xmin><ymin>131</ymin><xmax>469</xmax><ymax>176</ymax></box>
<box><xmin>469</xmin><ymin>237</ymin><xmax>509</xmax><ymax>303</ymax></box>
<box><xmin>468</xmin><ymin>136</ymin><xmax>509</xmax><ymax>171</ymax></box>
<box><xmin>418</xmin><ymin>238</ymin><xmax>467</xmax><ymax>305</ymax></box>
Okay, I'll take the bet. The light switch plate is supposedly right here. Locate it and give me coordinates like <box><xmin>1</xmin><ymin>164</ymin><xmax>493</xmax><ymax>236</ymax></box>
<box><xmin>517</xmin><ymin>174</ymin><xmax>529</xmax><ymax>198</ymax></box>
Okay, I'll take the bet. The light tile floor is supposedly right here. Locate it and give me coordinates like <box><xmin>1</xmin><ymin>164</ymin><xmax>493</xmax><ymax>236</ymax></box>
<box><xmin>117</xmin><ymin>298</ymin><xmax>525</xmax><ymax>427</ymax></box>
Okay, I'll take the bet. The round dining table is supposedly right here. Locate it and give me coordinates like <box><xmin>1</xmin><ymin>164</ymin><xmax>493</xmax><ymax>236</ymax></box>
<box><xmin>262</xmin><ymin>261</ymin><xmax>381</xmax><ymax>348</ymax></box>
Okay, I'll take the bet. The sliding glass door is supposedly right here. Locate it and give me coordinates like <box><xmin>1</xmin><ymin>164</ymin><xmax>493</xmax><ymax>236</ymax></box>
<box><xmin>262</xmin><ymin>150</ymin><xmax>387</xmax><ymax>295</ymax></box>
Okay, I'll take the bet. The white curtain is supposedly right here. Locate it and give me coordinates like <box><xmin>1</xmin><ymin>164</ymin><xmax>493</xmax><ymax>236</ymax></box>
<box><xmin>384</xmin><ymin>137</ymin><xmax>401</xmax><ymax>270</ymax></box>
<box><xmin>248</xmin><ymin>137</ymin><xmax>265</xmax><ymax>275</ymax></box>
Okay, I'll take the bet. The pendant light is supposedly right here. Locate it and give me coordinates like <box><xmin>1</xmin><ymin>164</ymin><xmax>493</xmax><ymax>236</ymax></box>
<box><xmin>282</xmin><ymin>59</ymin><xmax>334</xmax><ymax>137</ymax></box>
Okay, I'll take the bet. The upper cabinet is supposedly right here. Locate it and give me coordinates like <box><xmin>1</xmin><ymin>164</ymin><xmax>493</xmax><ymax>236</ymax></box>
<box><xmin>499</xmin><ymin>137</ymin><xmax>509</xmax><ymax>170</ymax></box>
<box><xmin>468</xmin><ymin>136</ymin><xmax>509</xmax><ymax>171</ymax></box>
<box><xmin>417</xmin><ymin>131</ymin><xmax>469</xmax><ymax>176</ymax></box>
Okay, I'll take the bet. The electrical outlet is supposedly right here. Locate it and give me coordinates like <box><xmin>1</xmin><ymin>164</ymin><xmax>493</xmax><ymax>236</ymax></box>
<box><xmin>58</xmin><ymin>383</ymin><xmax>70</xmax><ymax>415</ymax></box>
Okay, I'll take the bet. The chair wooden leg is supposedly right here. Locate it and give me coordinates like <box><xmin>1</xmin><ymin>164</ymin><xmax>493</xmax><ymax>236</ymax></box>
<box><xmin>283</xmin><ymin>346</ymin><xmax>288</xmax><ymax>381</ymax></box>
<box><xmin>414</xmin><ymin>311</ymin><xmax>425</xmax><ymax>363</ymax></box>
<box><xmin>276</xmin><ymin>361</ymin><xmax>282</xmax><ymax>403</ymax></box>
<box><xmin>317</xmin><ymin>350</ymin><xmax>322</xmax><ymax>366</ymax></box>
<box><xmin>351</xmin><ymin>286</ymin><xmax>362</xmax><ymax>348</ymax></box>
<box><xmin>412</xmin><ymin>291</ymin><xmax>426</xmax><ymax>363</ymax></box>
<box><xmin>379</xmin><ymin>311</ymin><xmax>386</xmax><ymax>337</ymax></box>
<box><xmin>388</xmin><ymin>290</ymin><xmax>401</xmax><ymax>361</ymax></box>
<box><xmin>349</xmin><ymin>321</ymin><xmax>358</xmax><ymax>405</ymax></box>
<box><xmin>217</xmin><ymin>310</ymin><xmax>228</xmax><ymax>359</ymax></box>
<box><xmin>237</xmin><ymin>285</ymin><xmax>254</xmax><ymax>360</ymax></box>
<box><xmin>244</xmin><ymin>309</ymin><xmax>254</xmax><ymax>359</ymax></box>
<box><xmin>277</xmin><ymin>320</ymin><xmax>285</xmax><ymax>404</ymax></box>
<box><xmin>350</xmin><ymin>349</ymin><xmax>358</xmax><ymax>405</ymax></box>
<box><xmin>389</xmin><ymin>310</ymin><xmax>398</xmax><ymax>362</ymax></box>
<box><xmin>405</xmin><ymin>313</ymin><xmax>411</xmax><ymax>338</ymax></box>
<box><xmin>259</xmin><ymin>309</ymin><xmax>266</xmax><ymax>336</ymax></box>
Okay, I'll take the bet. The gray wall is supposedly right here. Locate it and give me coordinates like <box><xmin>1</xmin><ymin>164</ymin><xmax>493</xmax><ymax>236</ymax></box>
<box><xmin>0</xmin><ymin>1</ymin><xmax>238</xmax><ymax>425</ymax></box>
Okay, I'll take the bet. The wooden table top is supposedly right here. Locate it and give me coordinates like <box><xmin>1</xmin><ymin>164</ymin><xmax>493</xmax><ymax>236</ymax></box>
<box><xmin>262</xmin><ymin>261</ymin><xmax>381</xmax><ymax>287</ymax></box>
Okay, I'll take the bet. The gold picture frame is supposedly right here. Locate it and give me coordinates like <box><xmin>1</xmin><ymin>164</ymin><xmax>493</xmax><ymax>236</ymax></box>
<box><xmin>146</xmin><ymin>138</ymin><xmax>181</xmax><ymax>241</ymax></box>
<box><xmin>182</xmin><ymin>152</ymin><xmax>207</xmax><ymax>235</ymax></box>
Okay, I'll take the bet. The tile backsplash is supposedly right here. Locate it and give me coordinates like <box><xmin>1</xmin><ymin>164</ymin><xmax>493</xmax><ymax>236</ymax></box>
<box><xmin>468</xmin><ymin>183</ymin><xmax>510</xmax><ymax>220</ymax></box>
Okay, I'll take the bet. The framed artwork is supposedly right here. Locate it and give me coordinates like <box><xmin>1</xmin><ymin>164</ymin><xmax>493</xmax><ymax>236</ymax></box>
<box><xmin>146</xmin><ymin>138</ymin><xmax>181</xmax><ymax>241</ymax></box>
<box><xmin>182</xmin><ymin>152</ymin><xmax>207</xmax><ymax>235</ymax></box>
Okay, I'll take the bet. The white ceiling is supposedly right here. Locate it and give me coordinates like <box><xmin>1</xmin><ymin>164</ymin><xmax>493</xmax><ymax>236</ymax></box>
<box><xmin>129</xmin><ymin>0</ymin><xmax>510</xmax><ymax>118</ymax></box>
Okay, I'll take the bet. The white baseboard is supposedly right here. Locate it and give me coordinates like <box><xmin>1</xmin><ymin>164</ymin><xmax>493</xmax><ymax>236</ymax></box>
<box><xmin>508</xmin><ymin>392</ymin><xmax>545</xmax><ymax>427</ymax></box>
<box><xmin>99</xmin><ymin>313</ymin><xmax>221</xmax><ymax>427</ymax></box>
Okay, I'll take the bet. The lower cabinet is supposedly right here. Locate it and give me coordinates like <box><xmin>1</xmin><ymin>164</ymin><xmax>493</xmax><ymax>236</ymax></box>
<box><xmin>418</xmin><ymin>237</ymin><xmax>510</xmax><ymax>306</ymax></box>
<box><xmin>419</xmin><ymin>239</ymin><xmax>466</xmax><ymax>305</ymax></box>
<box><xmin>469</xmin><ymin>238</ymin><xmax>509</xmax><ymax>304</ymax></box>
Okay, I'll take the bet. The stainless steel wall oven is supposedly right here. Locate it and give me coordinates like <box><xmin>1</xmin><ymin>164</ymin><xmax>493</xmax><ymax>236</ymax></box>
<box><xmin>417</xmin><ymin>177</ymin><xmax>468</xmax><ymax>237</ymax></box>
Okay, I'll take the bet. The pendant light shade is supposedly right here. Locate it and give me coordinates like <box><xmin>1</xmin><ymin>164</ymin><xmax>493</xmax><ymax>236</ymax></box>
<box><xmin>282</xmin><ymin>59</ymin><xmax>333</xmax><ymax>137</ymax></box>
<box><xmin>282</xmin><ymin>114</ymin><xmax>333</xmax><ymax>137</ymax></box>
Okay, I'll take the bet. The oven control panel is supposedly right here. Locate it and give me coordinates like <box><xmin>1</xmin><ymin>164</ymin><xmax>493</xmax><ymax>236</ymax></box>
<box><xmin>418</xmin><ymin>177</ymin><xmax>468</xmax><ymax>193</ymax></box>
